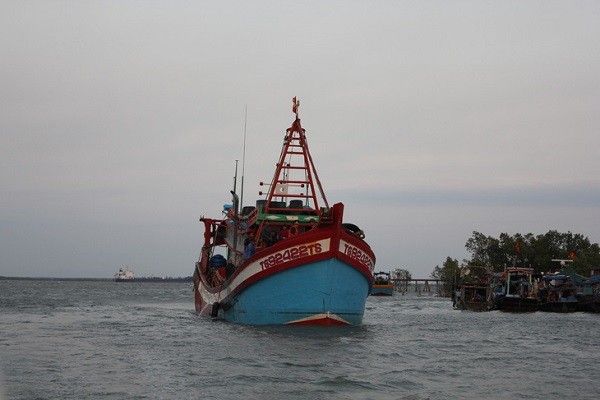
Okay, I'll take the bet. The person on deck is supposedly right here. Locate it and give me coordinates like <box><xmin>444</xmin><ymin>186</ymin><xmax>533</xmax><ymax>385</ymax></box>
<box><xmin>289</xmin><ymin>221</ymin><xmax>300</xmax><ymax>236</ymax></box>
<box><xmin>261</xmin><ymin>228</ymin><xmax>273</xmax><ymax>247</ymax></box>
<box><xmin>243</xmin><ymin>238</ymin><xmax>256</xmax><ymax>259</ymax></box>
<box><xmin>278</xmin><ymin>226</ymin><xmax>290</xmax><ymax>241</ymax></box>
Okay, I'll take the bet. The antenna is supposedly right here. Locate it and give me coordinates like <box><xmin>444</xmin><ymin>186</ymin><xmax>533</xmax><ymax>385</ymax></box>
<box><xmin>240</xmin><ymin>105</ymin><xmax>247</xmax><ymax>209</ymax></box>
<box><xmin>233</xmin><ymin>159</ymin><xmax>239</xmax><ymax>213</ymax></box>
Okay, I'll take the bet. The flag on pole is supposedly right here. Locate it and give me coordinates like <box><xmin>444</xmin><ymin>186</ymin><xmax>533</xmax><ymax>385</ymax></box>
<box><xmin>515</xmin><ymin>240</ymin><xmax>521</xmax><ymax>254</ymax></box>
<box><xmin>292</xmin><ymin>97</ymin><xmax>298</xmax><ymax>114</ymax></box>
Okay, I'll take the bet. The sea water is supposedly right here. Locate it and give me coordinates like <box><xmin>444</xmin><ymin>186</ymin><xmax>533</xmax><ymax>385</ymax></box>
<box><xmin>1</xmin><ymin>279</ymin><xmax>599</xmax><ymax>400</ymax></box>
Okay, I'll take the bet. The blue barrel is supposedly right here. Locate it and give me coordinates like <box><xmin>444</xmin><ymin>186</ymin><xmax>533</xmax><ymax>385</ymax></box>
<box><xmin>210</xmin><ymin>254</ymin><xmax>227</xmax><ymax>268</ymax></box>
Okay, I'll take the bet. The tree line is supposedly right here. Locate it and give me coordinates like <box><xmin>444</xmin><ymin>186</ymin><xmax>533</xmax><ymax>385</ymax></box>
<box><xmin>430</xmin><ymin>230</ymin><xmax>600</xmax><ymax>294</ymax></box>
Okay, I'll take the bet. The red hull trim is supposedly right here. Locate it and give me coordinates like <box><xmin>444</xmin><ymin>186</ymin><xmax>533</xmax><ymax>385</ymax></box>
<box><xmin>285</xmin><ymin>312</ymin><xmax>351</xmax><ymax>326</ymax></box>
<box><xmin>289</xmin><ymin>318</ymin><xmax>350</xmax><ymax>327</ymax></box>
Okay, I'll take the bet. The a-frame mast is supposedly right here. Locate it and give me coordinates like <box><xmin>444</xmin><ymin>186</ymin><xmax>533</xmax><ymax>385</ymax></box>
<box><xmin>264</xmin><ymin>97</ymin><xmax>329</xmax><ymax>215</ymax></box>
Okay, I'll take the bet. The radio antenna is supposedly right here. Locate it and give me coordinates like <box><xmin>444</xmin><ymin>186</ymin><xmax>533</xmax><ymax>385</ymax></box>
<box><xmin>240</xmin><ymin>105</ymin><xmax>248</xmax><ymax>210</ymax></box>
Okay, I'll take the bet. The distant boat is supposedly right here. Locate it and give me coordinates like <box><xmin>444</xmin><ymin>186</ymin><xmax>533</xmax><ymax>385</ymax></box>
<box><xmin>114</xmin><ymin>267</ymin><xmax>135</xmax><ymax>282</ymax></box>
<box><xmin>192</xmin><ymin>98</ymin><xmax>376</xmax><ymax>325</ymax></box>
<box><xmin>113</xmin><ymin>267</ymin><xmax>192</xmax><ymax>283</ymax></box>
<box><xmin>492</xmin><ymin>267</ymin><xmax>539</xmax><ymax>312</ymax></box>
<box><xmin>371</xmin><ymin>272</ymin><xmax>394</xmax><ymax>296</ymax></box>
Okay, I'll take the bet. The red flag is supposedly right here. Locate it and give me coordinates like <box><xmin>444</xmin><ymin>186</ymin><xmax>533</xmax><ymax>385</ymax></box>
<box><xmin>515</xmin><ymin>240</ymin><xmax>521</xmax><ymax>254</ymax></box>
<box><xmin>568</xmin><ymin>251</ymin><xmax>576</xmax><ymax>260</ymax></box>
<box><xmin>292</xmin><ymin>97</ymin><xmax>298</xmax><ymax>114</ymax></box>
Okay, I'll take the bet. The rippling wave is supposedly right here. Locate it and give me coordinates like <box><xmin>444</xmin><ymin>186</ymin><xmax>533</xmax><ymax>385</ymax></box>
<box><xmin>1</xmin><ymin>280</ymin><xmax>599</xmax><ymax>399</ymax></box>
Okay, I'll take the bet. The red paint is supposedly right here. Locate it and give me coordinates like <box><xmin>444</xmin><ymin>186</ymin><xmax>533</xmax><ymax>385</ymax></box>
<box><xmin>288</xmin><ymin>316</ymin><xmax>350</xmax><ymax>326</ymax></box>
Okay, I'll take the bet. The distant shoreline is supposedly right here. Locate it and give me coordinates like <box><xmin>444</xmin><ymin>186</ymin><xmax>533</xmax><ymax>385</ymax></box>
<box><xmin>0</xmin><ymin>276</ymin><xmax>112</xmax><ymax>281</ymax></box>
<box><xmin>0</xmin><ymin>276</ymin><xmax>193</xmax><ymax>282</ymax></box>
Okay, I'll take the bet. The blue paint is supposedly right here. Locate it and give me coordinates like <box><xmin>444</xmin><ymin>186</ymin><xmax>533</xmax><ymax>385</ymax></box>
<box><xmin>221</xmin><ymin>259</ymin><xmax>371</xmax><ymax>325</ymax></box>
<box><xmin>371</xmin><ymin>287</ymin><xmax>394</xmax><ymax>296</ymax></box>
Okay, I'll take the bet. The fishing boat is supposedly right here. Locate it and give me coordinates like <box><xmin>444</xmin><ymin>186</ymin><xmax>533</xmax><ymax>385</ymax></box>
<box><xmin>192</xmin><ymin>98</ymin><xmax>376</xmax><ymax>325</ymax></box>
<box><xmin>492</xmin><ymin>267</ymin><xmax>539</xmax><ymax>312</ymax></box>
<box><xmin>579</xmin><ymin>274</ymin><xmax>600</xmax><ymax>313</ymax></box>
<box><xmin>452</xmin><ymin>266</ymin><xmax>493</xmax><ymax>311</ymax></box>
<box><xmin>538</xmin><ymin>260</ymin><xmax>584</xmax><ymax>312</ymax></box>
<box><xmin>371</xmin><ymin>271</ymin><xmax>394</xmax><ymax>296</ymax></box>
<box><xmin>538</xmin><ymin>274</ymin><xmax>578</xmax><ymax>313</ymax></box>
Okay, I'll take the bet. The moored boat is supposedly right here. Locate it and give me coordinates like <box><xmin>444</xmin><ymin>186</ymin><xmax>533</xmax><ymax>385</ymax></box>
<box><xmin>579</xmin><ymin>274</ymin><xmax>600</xmax><ymax>312</ymax></box>
<box><xmin>538</xmin><ymin>274</ymin><xmax>578</xmax><ymax>313</ymax></box>
<box><xmin>192</xmin><ymin>99</ymin><xmax>376</xmax><ymax>325</ymax></box>
<box><xmin>492</xmin><ymin>267</ymin><xmax>539</xmax><ymax>312</ymax></box>
<box><xmin>453</xmin><ymin>266</ymin><xmax>493</xmax><ymax>311</ymax></box>
<box><xmin>371</xmin><ymin>272</ymin><xmax>394</xmax><ymax>296</ymax></box>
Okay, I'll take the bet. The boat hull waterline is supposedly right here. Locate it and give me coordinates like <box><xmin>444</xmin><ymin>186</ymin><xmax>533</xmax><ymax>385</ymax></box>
<box><xmin>370</xmin><ymin>285</ymin><xmax>394</xmax><ymax>296</ymax></box>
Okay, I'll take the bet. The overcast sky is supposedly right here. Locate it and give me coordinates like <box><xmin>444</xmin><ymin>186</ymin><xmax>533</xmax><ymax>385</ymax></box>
<box><xmin>1</xmin><ymin>1</ymin><xmax>599</xmax><ymax>279</ymax></box>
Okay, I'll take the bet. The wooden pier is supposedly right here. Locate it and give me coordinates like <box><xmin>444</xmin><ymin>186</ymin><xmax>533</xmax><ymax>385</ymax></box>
<box><xmin>391</xmin><ymin>278</ymin><xmax>442</xmax><ymax>295</ymax></box>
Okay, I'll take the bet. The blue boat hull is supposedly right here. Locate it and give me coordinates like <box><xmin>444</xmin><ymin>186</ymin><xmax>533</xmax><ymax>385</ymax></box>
<box><xmin>220</xmin><ymin>258</ymin><xmax>370</xmax><ymax>325</ymax></box>
<box><xmin>370</xmin><ymin>285</ymin><xmax>394</xmax><ymax>296</ymax></box>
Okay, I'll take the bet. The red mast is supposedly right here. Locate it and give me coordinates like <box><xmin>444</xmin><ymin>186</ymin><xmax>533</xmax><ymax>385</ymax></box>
<box><xmin>264</xmin><ymin>97</ymin><xmax>329</xmax><ymax>214</ymax></box>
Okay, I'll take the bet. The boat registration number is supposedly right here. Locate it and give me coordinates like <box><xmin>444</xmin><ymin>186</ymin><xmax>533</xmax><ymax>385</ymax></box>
<box><xmin>259</xmin><ymin>241</ymin><xmax>325</xmax><ymax>270</ymax></box>
<box><xmin>340</xmin><ymin>241</ymin><xmax>374</xmax><ymax>272</ymax></box>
